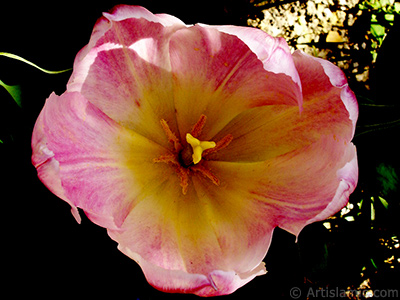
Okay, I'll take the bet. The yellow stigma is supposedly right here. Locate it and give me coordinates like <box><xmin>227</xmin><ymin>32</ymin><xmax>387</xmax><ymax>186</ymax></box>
<box><xmin>186</xmin><ymin>133</ymin><xmax>216</xmax><ymax>164</ymax></box>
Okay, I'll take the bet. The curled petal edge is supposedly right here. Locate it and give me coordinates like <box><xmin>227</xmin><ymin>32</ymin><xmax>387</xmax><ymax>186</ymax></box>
<box><xmin>103</xmin><ymin>4</ymin><xmax>186</xmax><ymax>26</ymax></box>
<box><xmin>293</xmin><ymin>50</ymin><xmax>358</xmax><ymax>134</ymax></box>
<box><xmin>31</xmin><ymin>103</ymin><xmax>81</xmax><ymax>223</ymax></box>
<box><xmin>114</xmin><ymin>242</ymin><xmax>267</xmax><ymax>297</ymax></box>
<box><xmin>282</xmin><ymin>143</ymin><xmax>358</xmax><ymax>237</ymax></box>
<box><xmin>203</xmin><ymin>24</ymin><xmax>303</xmax><ymax>109</ymax></box>
<box><xmin>304</xmin><ymin>145</ymin><xmax>358</xmax><ymax>225</ymax></box>
<box><xmin>68</xmin><ymin>5</ymin><xmax>185</xmax><ymax>92</ymax></box>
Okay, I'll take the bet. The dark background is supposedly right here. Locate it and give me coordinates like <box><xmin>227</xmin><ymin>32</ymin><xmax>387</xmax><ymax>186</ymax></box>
<box><xmin>1</xmin><ymin>1</ymin><xmax>399</xmax><ymax>299</ymax></box>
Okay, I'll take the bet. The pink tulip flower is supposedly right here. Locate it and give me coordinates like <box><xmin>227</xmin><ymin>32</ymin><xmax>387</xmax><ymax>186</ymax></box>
<box><xmin>31</xmin><ymin>5</ymin><xmax>358</xmax><ymax>296</ymax></box>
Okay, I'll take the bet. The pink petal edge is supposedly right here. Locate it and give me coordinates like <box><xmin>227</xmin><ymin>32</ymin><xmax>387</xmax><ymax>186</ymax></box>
<box><xmin>281</xmin><ymin>142</ymin><xmax>358</xmax><ymax>237</ymax></box>
<box><xmin>31</xmin><ymin>93</ymin><xmax>81</xmax><ymax>223</ymax></box>
<box><xmin>293</xmin><ymin>50</ymin><xmax>358</xmax><ymax>133</ymax></box>
<box><xmin>204</xmin><ymin>24</ymin><xmax>303</xmax><ymax>109</ymax></box>
<box><xmin>68</xmin><ymin>5</ymin><xmax>185</xmax><ymax>93</ymax></box>
<box><xmin>104</xmin><ymin>5</ymin><xmax>186</xmax><ymax>26</ymax></box>
<box><xmin>113</xmin><ymin>242</ymin><xmax>267</xmax><ymax>297</ymax></box>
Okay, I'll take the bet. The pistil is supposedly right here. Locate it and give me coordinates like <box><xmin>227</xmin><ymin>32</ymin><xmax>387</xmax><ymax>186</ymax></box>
<box><xmin>153</xmin><ymin>115</ymin><xmax>233</xmax><ymax>194</ymax></box>
<box><xmin>186</xmin><ymin>133</ymin><xmax>216</xmax><ymax>164</ymax></box>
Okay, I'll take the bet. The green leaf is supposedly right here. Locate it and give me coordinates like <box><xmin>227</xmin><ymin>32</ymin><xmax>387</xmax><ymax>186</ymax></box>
<box><xmin>378</xmin><ymin>196</ymin><xmax>389</xmax><ymax>209</ymax></box>
<box><xmin>370</xmin><ymin>258</ymin><xmax>378</xmax><ymax>269</ymax></box>
<box><xmin>0</xmin><ymin>52</ymin><xmax>72</xmax><ymax>74</ymax></box>
<box><xmin>371</xmin><ymin>23</ymin><xmax>386</xmax><ymax>38</ymax></box>
<box><xmin>377</xmin><ymin>163</ymin><xmax>398</xmax><ymax>195</ymax></box>
<box><xmin>0</xmin><ymin>79</ymin><xmax>22</xmax><ymax>107</ymax></box>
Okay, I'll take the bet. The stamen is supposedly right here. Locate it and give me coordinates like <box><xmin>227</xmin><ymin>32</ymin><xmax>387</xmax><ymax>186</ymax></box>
<box><xmin>156</xmin><ymin>115</ymin><xmax>233</xmax><ymax>195</ymax></box>
<box><xmin>154</xmin><ymin>154</ymin><xmax>190</xmax><ymax>194</ymax></box>
<box><xmin>160</xmin><ymin>119</ymin><xmax>182</xmax><ymax>152</ymax></box>
<box><xmin>153</xmin><ymin>153</ymin><xmax>178</xmax><ymax>166</ymax></box>
<box><xmin>203</xmin><ymin>134</ymin><xmax>233</xmax><ymax>157</ymax></box>
<box><xmin>191</xmin><ymin>164</ymin><xmax>220</xmax><ymax>186</ymax></box>
<box><xmin>176</xmin><ymin>166</ymin><xmax>190</xmax><ymax>195</ymax></box>
<box><xmin>186</xmin><ymin>133</ymin><xmax>216</xmax><ymax>164</ymax></box>
<box><xmin>190</xmin><ymin>114</ymin><xmax>207</xmax><ymax>138</ymax></box>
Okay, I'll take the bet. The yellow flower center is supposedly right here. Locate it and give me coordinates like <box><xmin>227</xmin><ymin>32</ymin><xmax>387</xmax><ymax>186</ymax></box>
<box><xmin>185</xmin><ymin>133</ymin><xmax>216</xmax><ymax>164</ymax></box>
<box><xmin>154</xmin><ymin>114</ymin><xmax>233</xmax><ymax>195</ymax></box>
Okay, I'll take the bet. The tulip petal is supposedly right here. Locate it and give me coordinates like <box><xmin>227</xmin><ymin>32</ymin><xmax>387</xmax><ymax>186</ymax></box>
<box><xmin>32</xmin><ymin>110</ymin><xmax>81</xmax><ymax>223</ymax></box>
<box><xmin>108</xmin><ymin>158</ymin><xmax>274</xmax><ymax>296</ymax></box>
<box><xmin>104</xmin><ymin>5</ymin><xmax>185</xmax><ymax>27</ymax></box>
<box><xmin>67</xmin><ymin>6</ymin><xmax>185</xmax><ymax>146</ymax></box>
<box><xmin>292</xmin><ymin>148</ymin><xmax>358</xmax><ymax>233</ymax></box>
<box><xmin>113</xmin><ymin>246</ymin><xmax>266</xmax><ymax>296</ymax></box>
<box><xmin>68</xmin><ymin>5</ymin><xmax>184</xmax><ymax>68</ymax></box>
<box><xmin>292</xmin><ymin>50</ymin><xmax>358</xmax><ymax>134</ymax></box>
<box><xmin>108</xmin><ymin>136</ymin><xmax>356</xmax><ymax>296</ymax></box>
<box><xmin>208</xmin><ymin>50</ymin><xmax>356</xmax><ymax>163</ymax></box>
<box><xmin>204</xmin><ymin>25</ymin><xmax>302</xmax><ymax>96</ymax></box>
<box><xmin>207</xmin><ymin>134</ymin><xmax>357</xmax><ymax>237</ymax></box>
<box><xmin>263</xmin><ymin>137</ymin><xmax>357</xmax><ymax>236</ymax></box>
<box><xmin>168</xmin><ymin>25</ymin><xmax>302</xmax><ymax>140</ymax></box>
<box><xmin>38</xmin><ymin>92</ymin><xmax>170</xmax><ymax>229</ymax></box>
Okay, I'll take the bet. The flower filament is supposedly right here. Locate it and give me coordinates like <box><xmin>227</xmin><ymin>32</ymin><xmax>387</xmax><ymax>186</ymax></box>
<box><xmin>153</xmin><ymin>115</ymin><xmax>232</xmax><ymax>194</ymax></box>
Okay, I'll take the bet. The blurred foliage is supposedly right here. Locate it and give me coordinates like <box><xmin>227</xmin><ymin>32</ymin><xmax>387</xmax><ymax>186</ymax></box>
<box><xmin>359</xmin><ymin>0</ymin><xmax>400</xmax><ymax>60</ymax></box>
<box><xmin>377</xmin><ymin>163</ymin><xmax>398</xmax><ymax>196</ymax></box>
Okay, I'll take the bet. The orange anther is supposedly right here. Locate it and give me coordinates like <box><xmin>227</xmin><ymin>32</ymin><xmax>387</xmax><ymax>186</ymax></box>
<box><xmin>190</xmin><ymin>114</ymin><xmax>207</xmax><ymax>138</ymax></box>
<box><xmin>191</xmin><ymin>164</ymin><xmax>220</xmax><ymax>186</ymax></box>
<box><xmin>160</xmin><ymin>119</ymin><xmax>182</xmax><ymax>152</ymax></box>
<box><xmin>203</xmin><ymin>134</ymin><xmax>233</xmax><ymax>157</ymax></box>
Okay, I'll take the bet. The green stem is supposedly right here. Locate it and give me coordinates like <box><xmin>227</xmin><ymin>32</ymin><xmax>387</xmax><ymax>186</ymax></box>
<box><xmin>0</xmin><ymin>52</ymin><xmax>72</xmax><ymax>74</ymax></box>
<box><xmin>359</xmin><ymin>103</ymin><xmax>398</xmax><ymax>108</ymax></box>
<box><xmin>356</xmin><ymin>118</ymin><xmax>400</xmax><ymax>137</ymax></box>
